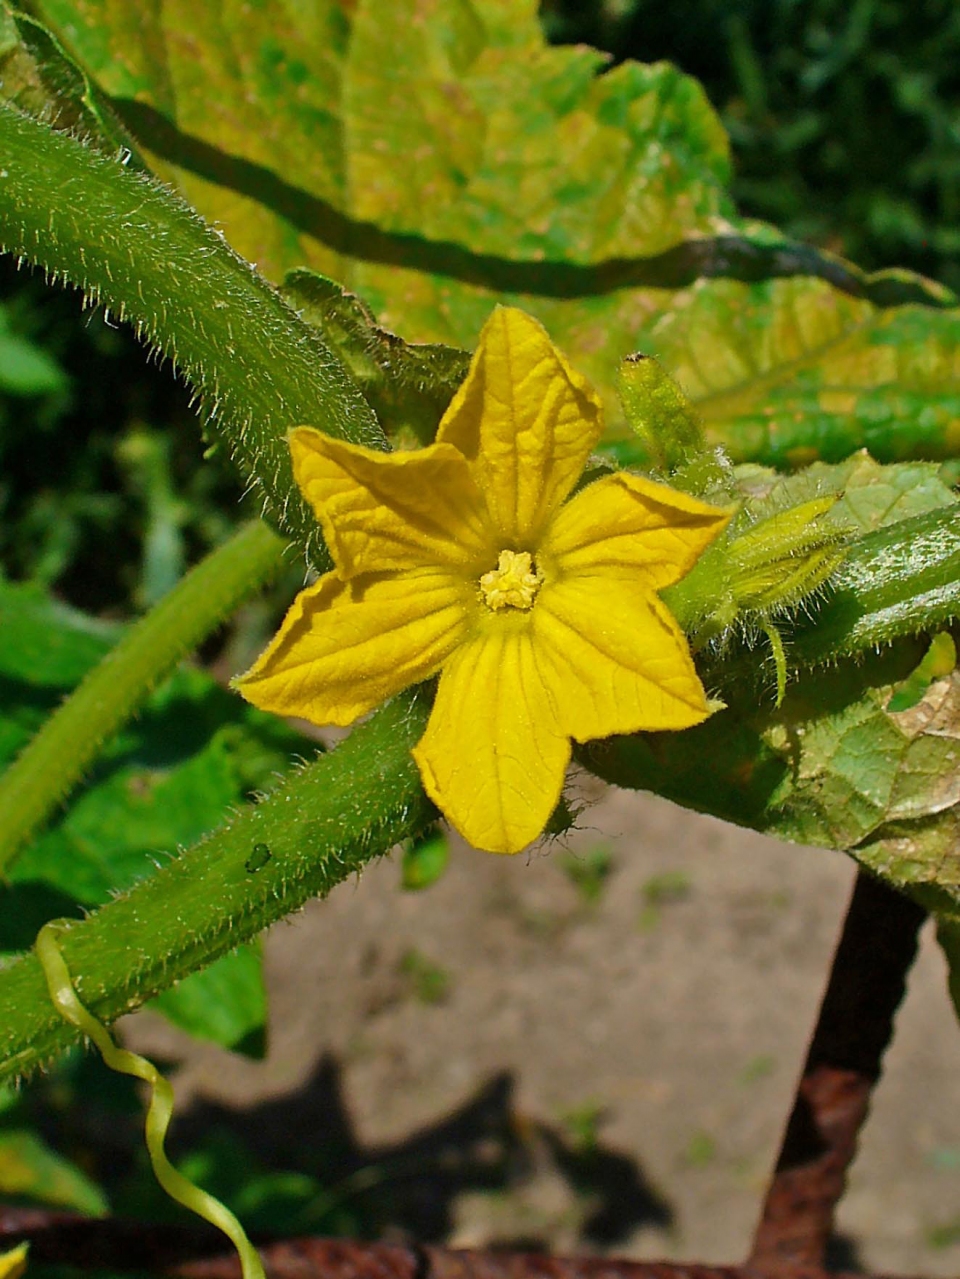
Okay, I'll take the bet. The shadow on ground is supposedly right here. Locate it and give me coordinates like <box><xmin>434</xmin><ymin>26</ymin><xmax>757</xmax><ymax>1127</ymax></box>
<box><xmin>175</xmin><ymin>1055</ymin><xmax>673</xmax><ymax>1248</ymax></box>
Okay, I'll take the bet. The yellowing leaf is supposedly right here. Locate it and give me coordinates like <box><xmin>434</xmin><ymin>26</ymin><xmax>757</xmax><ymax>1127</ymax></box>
<box><xmin>25</xmin><ymin>0</ymin><xmax>960</xmax><ymax>469</ymax></box>
<box><xmin>648</xmin><ymin>279</ymin><xmax>960</xmax><ymax>467</ymax></box>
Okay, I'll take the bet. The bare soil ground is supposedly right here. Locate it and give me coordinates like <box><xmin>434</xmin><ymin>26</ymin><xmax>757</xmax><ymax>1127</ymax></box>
<box><xmin>125</xmin><ymin>780</ymin><xmax>960</xmax><ymax>1276</ymax></box>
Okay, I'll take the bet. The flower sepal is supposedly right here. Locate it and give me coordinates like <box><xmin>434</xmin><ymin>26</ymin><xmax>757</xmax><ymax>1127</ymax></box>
<box><xmin>663</xmin><ymin>494</ymin><xmax>851</xmax><ymax>703</ymax></box>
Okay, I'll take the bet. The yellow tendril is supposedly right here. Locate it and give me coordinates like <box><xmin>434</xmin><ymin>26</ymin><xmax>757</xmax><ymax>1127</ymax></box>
<box><xmin>34</xmin><ymin>923</ymin><xmax>265</xmax><ymax>1279</ymax></box>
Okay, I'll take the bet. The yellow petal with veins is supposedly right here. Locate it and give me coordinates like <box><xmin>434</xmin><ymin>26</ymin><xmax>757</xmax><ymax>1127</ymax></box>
<box><xmin>236</xmin><ymin>567</ymin><xmax>471</xmax><ymax>726</ymax></box>
<box><xmin>533</xmin><ymin>572</ymin><xmax>712</xmax><ymax>741</ymax></box>
<box><xmin>290</xmin><ymin>429</ymin><xmax>494</xmax><ymax>577</ymax></box>
<box><xmin>436</xmin><ymin>307</ymin><xmax>603</xmax><ymax>544</ymax></box>
<box><xmin>413</xmin><ymin>626</ymin><xmax>570</xmax><ymax>854</ymax></box>
<box><xmin>542</xmin><ymin>472</ymin><xmax>732</xmax><ymax>589</ymax></box>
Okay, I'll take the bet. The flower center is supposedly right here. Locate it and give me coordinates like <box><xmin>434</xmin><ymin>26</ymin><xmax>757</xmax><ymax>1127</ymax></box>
<box><xmin>479</xmin><ymin>550</ymin><xmax>542</xmax><ymax>611</ymax></box>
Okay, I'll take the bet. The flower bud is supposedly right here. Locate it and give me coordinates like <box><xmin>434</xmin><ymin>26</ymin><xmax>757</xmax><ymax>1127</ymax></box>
<box><xmin>664</xmin><ymin>495</ymin><xmax>850</xmax><ymax>703</ymax></box>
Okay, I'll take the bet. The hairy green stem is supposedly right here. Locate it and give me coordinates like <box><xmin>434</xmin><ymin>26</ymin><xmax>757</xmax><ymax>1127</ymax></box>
<box><xmin>790</xmin><ymin>505</ymin><xmax>960</xmax><ymax>664</ymax></box>
<box><xmin>0</xmin><ymin>520</ymin><xmax>286</xmax><ymax>874</ymax></box>
<box><xmin>0</xmin><ymin>689</ymin><xmax>434</xmax><ymax>1084</ymax></box>
<box><xmin>0</xmin><ymin>102</ymin><xmax>383</xmax><ymax>565</ymax></box>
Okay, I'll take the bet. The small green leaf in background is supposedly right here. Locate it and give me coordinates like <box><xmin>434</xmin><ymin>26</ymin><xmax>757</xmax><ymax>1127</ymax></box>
<box><xmin>0</xmin><ymin>580</ymin><xmax>307</xmax><ymax>1053</ymax></box>
<box><xmin>398</xmin><ymin>949</ymin><xmax>451</xmax><ymax>1006</ymax></box>
<box><xmin>558</xmin><ymin>845</ymin><xmax>615</xmax><ymax>907</ymax></box>
<box><xmin>0</xmin><ymin>1128</ymin><xmax>108</xmax><ymax>1215</ymax></box>
<box><xmin>150</xmin><ymin>943</ymin><xmax>267</xmax><ymax>1058</ymax></box>
<box><xmin>400</xmin><ymin>828</ymin><xmax>450</xmax><ymax>892</ymax></box>
<box><xmin>121</xmin><ymin>1126</ymin><xmax>351</xmax><ymax>1237</ymax></box>
<box><xmin>888</xmin><ymin>632</ymin><xmax>956</xmax><ymax>713</ymax></box>
<box><xmin>638</xmin><ymin>870</ymin><xmax>692</xmax><ymax>931</ymax></box>
<box><xmin>683</xmin><ymin>1130</ymin><xmax>717</xmax><ymax>1169</ymax></box>
<box><xmin>0</xmin><ymin>305</ymin><xmax>69</xmax><ymax>397</ymax></box>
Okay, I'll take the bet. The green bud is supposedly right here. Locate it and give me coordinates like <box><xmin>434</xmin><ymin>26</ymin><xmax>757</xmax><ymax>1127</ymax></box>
<box><xmin>616</xmin><ymin>354</ymin><xmax>706</xmax><ymax>474</ymax></box>
<box><xmin>664</xmin><ymin>495</ymin><xmax>851</xmax><ymax>704</ymax></box>
<box><xmin>669</xmin><ymin>497</ymin><xmax>850</xmax><ymax>637</ymax></box>
<box><xmin>720</xmin><ymin>496</ymin><xmax>850</xmax><ymax>615</ymax></box>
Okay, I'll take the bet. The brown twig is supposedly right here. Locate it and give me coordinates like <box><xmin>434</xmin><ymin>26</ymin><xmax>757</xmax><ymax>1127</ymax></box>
<box><xmin>748</xmin><ymin>869</ymin><xmax>927</xmax><ymax>1272</ymax></box>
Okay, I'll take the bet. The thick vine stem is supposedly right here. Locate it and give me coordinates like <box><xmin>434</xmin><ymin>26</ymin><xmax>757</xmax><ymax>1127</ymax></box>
<box><xmin>0</xmin><ymin>520</ymin><xmax>287</xmax><ymax>875</ymax></box>
<box><xmin>0</xmin><ymin>689</ymin><xmax>435</xmax><ymax>1085</ymax></box>
<box><xmin>0</xmin><ymin>102</ymin><xmax>384</xmax><ymax>565</ymax></box>
<box><xmin>789</xmin><ymin>504</ymin><xmax>960</xmax><ymax>664</ymax></box>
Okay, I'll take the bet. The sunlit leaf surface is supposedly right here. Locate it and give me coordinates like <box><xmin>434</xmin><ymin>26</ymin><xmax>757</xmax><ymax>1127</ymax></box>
<box><xmin>20</xmin><ymin>0</ymin><xmax>959</xmax><ymax>463</ymax></box>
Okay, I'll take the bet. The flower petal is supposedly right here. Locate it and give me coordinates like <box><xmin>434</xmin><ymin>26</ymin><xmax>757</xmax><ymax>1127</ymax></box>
<box><xmin>542</xmin><ymin>472</ymin><xmax>732</xmax><ymax>590</ymax></box>
<box><xmin>436</xmin><ymin>307</ymin><xmax>604</xmax><ymax>544</ymax></box>
<box><xmin>290</xmin><ymin>428</ymin><xmax>494</xmax><ymax>577</ymax></box>
<box><xmin>533</xmin><ymin>573</ymin><xmax>712</xmax><ymax>741</ymax></box>
<box><xmin>235</xmin><ymin>567</ymin><xmax>470</xmax><ymax>726</ymax></box>
<box><xmin>413</xmin><ymin>625</ymin><xmax>570</xmax><ymax>854</ymax></box>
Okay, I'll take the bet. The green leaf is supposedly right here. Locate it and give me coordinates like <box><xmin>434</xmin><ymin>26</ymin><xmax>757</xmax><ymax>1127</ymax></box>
<box><xmin>0</xmin><ymin>522</ymin><xmax>285</xmax><ymax>874</ymax></box>
<box><xmin>0</xmin><ymin>307</ymin><xmax>69</xmax><ymax>396</ymax></box>
<box><xmin>0</xmin><ymin>577</ymin><xmax>121</xmax><ymax>691</ymax></box>
<box><xmin>731</xmin><ymin>451</ymin><xmax>959</xmax><ymax>536</ymax></box>
<box><xmin>9</xmin><ymin>673</ymin><xmax>300</xmax><ymax>904</ymax></box>
<box><xmin>140</xmin><ymin>1128</ymin><xmax>337</xmax><ymax>1235</ymax></box>
<box><xmin>400</xmin><ymin>828</ymin><xmax>450</xmax><ymax>891</ymax></box>
<box><xmin>149</xmin><ymin>942</ymin><xmax>267</xmax><ymax>1057</ymax></box>
<box><xmin>646</xmin><ymin>279</ymin><xmax>960</xmax><ymax>467</ymax></box>
<box><xmin>887</xmin><ymin>633</ymin><xmax>956</xmax><ymax>713</ymax></box>
<box><xmin>0</xmin><ymin>582</ymin><xmax>305</xmax><ymax>1051</ymax></box>
<box><xmin>0</xmin><ymin>1127</ymin><xmax>108</xmax><ymax>1215</ymax></box>
<box><xmin>0</xmin><ymin>1</ymin><xmax>142</xmax><ymax>159</ymax></box>
<box><xmin>280</xmin><ymin>269</ymin><xmax>469</xmax><ymax>446</ymax></box>
<box><xmin>28</xmin><ymin>1</ymin><xmax>731</xmax><ymax>283</ymax></box>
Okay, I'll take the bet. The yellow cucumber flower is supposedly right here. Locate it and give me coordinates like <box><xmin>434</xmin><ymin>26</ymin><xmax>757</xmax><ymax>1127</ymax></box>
<box><xmin>236</xmin><ymin>307</ymin><xmax>730</xmax><ymax>854</ymax></box>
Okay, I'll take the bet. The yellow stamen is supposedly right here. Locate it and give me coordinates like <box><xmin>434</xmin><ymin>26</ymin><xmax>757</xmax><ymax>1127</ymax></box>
<box><xmin>480</xmin><ymin>550</ymin><xmax>542</xmax><ymax>611</ymax></box>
